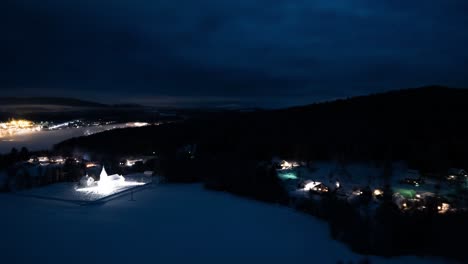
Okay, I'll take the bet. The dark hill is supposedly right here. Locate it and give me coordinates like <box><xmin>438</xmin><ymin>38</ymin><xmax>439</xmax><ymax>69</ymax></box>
<box><xmin>0</xmin><ymin>97</ymin><xmax>107</xmax><ymax>107</ymax></box>
<box><xmin>55</xmin><ymin>86</ymin><xmax>468</xmax><ymax>171</ymax></box>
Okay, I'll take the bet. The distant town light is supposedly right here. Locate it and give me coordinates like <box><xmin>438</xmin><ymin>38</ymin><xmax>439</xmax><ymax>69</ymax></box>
<box><xmin>37</xmin><ymin>157</ymin><xmax>50</xmax><ymax>163</ymax></box>
<box><xmin>125</xmin><ymin>159</ymin><xmax>143</xmax><ymax>167</ymax></box>
<box><xmin>130</xmin><ymin>122</ymin><xmax>149</xmax><ymax>127</ymax></box>
<box><xmin>0</xmin><ymin>119</ymin><xmax>41</xmax><ymax>138</ymax></box>
<box><xmin>50</xmin><ymin>156</ymin><xmax>64</xmax><ymax>164</ymax></box>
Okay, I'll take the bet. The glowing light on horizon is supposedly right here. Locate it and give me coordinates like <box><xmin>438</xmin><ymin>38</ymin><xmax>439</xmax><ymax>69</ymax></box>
<box><xmin>129</xmin><ymin>122</ymin><xmax>149</xmax><ymax>127</ymax></box>
<box><xmin>48</xmin><ymin>122</ymin><xmax>69</xmax><ymax>130</ymax></box>
<box><xmin>0</xmin><ymin>119</ymin><xmax>41</xmax><ymax>138</ymax></box>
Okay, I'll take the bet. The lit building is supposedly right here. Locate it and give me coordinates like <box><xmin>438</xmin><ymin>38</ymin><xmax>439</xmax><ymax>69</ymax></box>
<box><xmin>303</xmin><ymin>181</ymin><xmax>329</xmax><ymax>194</ymax></box>
<box><xmin>279</xmin><ymin>160</ymin><xmax>300</xmax><ymax>170</ymax></box>
<box><xmin>98</xmin><ymin>166</ymin><xmax>125</xmax><ymax>188</ymax></box>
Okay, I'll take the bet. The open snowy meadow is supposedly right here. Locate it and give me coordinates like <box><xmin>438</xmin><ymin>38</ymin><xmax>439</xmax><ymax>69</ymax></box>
<box><xmin>1</xmin><ymin>184</ymin><xmax>449</xmax><ymax>264</ymax></box>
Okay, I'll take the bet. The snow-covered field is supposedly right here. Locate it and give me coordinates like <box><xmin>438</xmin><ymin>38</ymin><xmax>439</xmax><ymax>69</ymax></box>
<box><xmin>16</xmin><ymin>181</ymin><xmax>147</xmax><ymax>202</ymax></box>
<box><xmin>0</xmin><ymin>184</ymin><xmax>448</xmax><ymax>264</ymax></box>
<box><xmin>11</xmin><ymin>173</ymin><xmax>151</xmax><ymax>202</ymax></box>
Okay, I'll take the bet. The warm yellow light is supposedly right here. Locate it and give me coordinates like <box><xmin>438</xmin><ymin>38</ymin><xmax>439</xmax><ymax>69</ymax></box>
<box><xmin>8</xmin><ymin>119</ymin><xmax>33</xmax><ymax>128</ymax></box>
<box><xmin>438</xmin><ymin>203</ymin><xmax>450</xmax><ymax>214</ymax></box>
<box><xmin>86</xmin><ymin>163</ymin><xmax>98</xmax><ymax>168</ymax></box>
<box><xmin>0</xmin><ymin>119</ymin><xmax>41</xmax><ymax>138</ymax></box>
<box><xmin>373</xmin><ymin>189</ymin><xmax>383</xmax><ymax>196</ymax></box>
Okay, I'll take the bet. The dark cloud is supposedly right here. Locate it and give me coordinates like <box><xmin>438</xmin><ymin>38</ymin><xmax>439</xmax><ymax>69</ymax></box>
<box><xmin>1</xmin><ymin>0</ymin><xmax>467</xmax><ymax>107</ymax></box>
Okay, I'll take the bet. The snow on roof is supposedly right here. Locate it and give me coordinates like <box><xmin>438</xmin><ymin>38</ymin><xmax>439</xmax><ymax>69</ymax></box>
<box><xmin>100</xmin><ymin>166</ymin><xmax>108</xmax><ymax>179</ymax></box>
<box><xmin>304</xmin><ymin>181</ymin><xmax>322</xmax><ymax>191</ymax></box>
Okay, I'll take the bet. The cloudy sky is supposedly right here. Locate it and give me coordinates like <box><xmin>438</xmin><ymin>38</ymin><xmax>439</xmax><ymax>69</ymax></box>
<box><xmin>1</xmin><ymin>0</ymin><xmax>467</xmax><ymax>107</ymax></box>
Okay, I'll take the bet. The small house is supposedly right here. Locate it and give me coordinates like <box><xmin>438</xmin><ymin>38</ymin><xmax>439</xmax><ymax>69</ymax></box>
<box><xmin>303</xmin><ymin>181</ymin><xmax>329</xmax><ymax>194</ymax></box>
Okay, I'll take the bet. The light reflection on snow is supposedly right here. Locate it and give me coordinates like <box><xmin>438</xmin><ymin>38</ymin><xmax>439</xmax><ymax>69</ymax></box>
<box><xmin>76</xmin><ymin>181</ymin><xmax>144</xmax><ymax>195</ymax></box>
<box><xmin>76</xmin><ymin>166</ymin><xmax>145</xmax><ymax>195</ymax></box>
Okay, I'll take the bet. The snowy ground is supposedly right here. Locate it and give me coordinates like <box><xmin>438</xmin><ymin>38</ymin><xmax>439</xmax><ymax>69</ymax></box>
<box><xmin>0</xmin><ymin>184</ymin><xmax>449</xmax><ymax>264</ymax></box>
<box><xmin>16</xmin><ymin>174</ymin><xmax>151</xmax><ymax>202</ymax></box>
<box><xmin>16</xmin><ymin>182</ymin><xmax>145</xmax><ymax>202</ymax></box>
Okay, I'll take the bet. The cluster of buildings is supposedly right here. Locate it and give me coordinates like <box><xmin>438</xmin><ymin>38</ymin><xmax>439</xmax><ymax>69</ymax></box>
<box><xmin>275</xmin><ymin>159</ymin><xmax>468</xmax><ymax>215</ymax></box>
<box><xmin>0</xmin><ymin>153</ymin><xmax>155</xmax><ymax>191</ymax></box>
<box><xmin>0</xmin><ymin>119</ymin><xmax>42</xmax><ymax>138</ymax></box>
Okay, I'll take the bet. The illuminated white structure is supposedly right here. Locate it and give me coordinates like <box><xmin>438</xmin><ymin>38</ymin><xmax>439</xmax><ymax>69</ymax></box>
<box><xmin>304</xmin><ymin>181</ymin><xmax>321</xmax><ymax>191</ymax></box>
<box><xmin>76</xmin><ymin>166</ymin><xmax>145</xmax><ymax>195</ymax></box>
<box><xmin>98</xmin><ymin>166</ymin><xmax>125</xmax><ymax>188</ymax></box>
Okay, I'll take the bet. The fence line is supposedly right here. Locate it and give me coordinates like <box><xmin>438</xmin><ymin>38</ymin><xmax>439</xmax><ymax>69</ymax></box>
<box><xmin>12</xmin><ymin>181</ymin><xmax>154</xmax><ymax>206</ymax></box>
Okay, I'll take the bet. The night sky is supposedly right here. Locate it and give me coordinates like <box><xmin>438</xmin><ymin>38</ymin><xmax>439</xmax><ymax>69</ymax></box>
<box><xmin>1</xmin><ymin>0</ymin><xmax>468</xmax><ymax>108</ymax></box>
